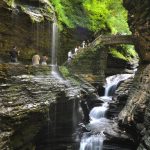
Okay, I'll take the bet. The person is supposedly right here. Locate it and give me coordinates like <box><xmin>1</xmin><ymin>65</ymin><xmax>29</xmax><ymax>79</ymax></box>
<box><xmin>9</xmin><ymin>46</ymin><xmax>20</xmax><ymax>63</ymax></box>
<box><xmin>41</xmin><ymin>55</ymin><xmax>48</xmax><ymax>65</ymax></box>
<box><xmin>74</xmin><ymin>46</ymin><xmax>78</xmax><ymax>54</ymax></box>
<box><xmin>32</xmin><ymin>53</ymin><xmax>40</xmax><ymax>65</ymax></box>
<box><xmin>82</xmin><ymin>41</ymin><xmax>86</xmax><ymax>48</ymax></box>
<box><xmin>67</xmin><ymin>51</ymin><xmax>73</xmax><ymax>64</ymax></box>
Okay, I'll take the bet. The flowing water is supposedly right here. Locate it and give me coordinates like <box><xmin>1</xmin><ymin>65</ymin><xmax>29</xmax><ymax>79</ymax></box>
<box><xmin>51</xmin><ymin>21</ymin><xmax>58</xmax><ymax>66</ymax></box>
<box><xmin>104</xmin><ymin>74</ymin><xmax>134</xmax><ymax>96</ymax></box>
<box><xmin>51</xmin><ymin>21</ymin><xmax>65</xmax><ymax>81</ymax></box>
<box><xmin>79</xmin><ymin>74</ymin><xmax>134</xmax><ymax>150</ymax></box>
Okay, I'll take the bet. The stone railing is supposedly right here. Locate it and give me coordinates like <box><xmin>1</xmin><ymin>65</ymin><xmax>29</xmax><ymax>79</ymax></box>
<box><xmin>90</xmin><ymin>35</ymin><xmax>135</xmax><ymax>47</ymax></box>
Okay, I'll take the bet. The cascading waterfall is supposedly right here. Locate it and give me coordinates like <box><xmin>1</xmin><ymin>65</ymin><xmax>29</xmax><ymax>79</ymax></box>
<box><xmin>79</xmin><ymin>102</ymin><xmax>108</xmax><ymax>150</ymax></box>
<box><xmin>89</xmin><ymin>102</ymin><xmax>108</xmax><ymax>120</ymax></box>
<box><xmin>79</xmin><ymin>74</ymin><xmax>134</xmax><ymax>150</ymax></box>
<box><xmin>104</xmin><ymin>74</ymin><xmax>134</xmax><ymax>97</ymax></box>
<box><xmin>80</xmin><ymin>133</ymin><xmax>105</xmax><ymax>150</ymax></box>
<box><xmin>51</xmin><ymin>20</ymin><xmax>64</xmax><ymax>81</ymax></box>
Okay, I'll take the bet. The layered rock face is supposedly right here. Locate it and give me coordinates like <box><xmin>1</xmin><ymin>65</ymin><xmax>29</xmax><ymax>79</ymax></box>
<box><xmin>0</xmin><ymin>0</ymin><xmax>54</xmax><ymax>62</ymax></box>
<box><xmin>119</xmin><ymin>64</ymin><xmax>150</xmax><ymax>149</ymax></box>
<box><xmin>119</xmin><ymin>0</ymin><xmax>150</xmax><ymax>149</ymax></box>
<box><xmin>69</xmin><ymin>45</ymin><xmax>129</xmax><ymax>87</ymax></box>
<box><xmin>123</xmin><ymin>0</ymin><xmax>150</xmax><ymax>62</ymax></box>
<box><xmin>0</xmin><ymin>64</ymin><xmax>83</xmax><ymax>150</ymax></box>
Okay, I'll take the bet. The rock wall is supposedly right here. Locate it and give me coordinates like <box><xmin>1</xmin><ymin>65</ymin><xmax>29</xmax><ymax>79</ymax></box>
<box><xmin>69</xmin><ymin>45</ymin><xmax>128</xmax><ymax>86</ymax></box>
<box><xmin>0</xmin><ymin>0</ymin><xmax>54</xmax><ymax>63</ymax></box>
<box><xmin>0</xmin><ymin>64</ymin><xmax>82</xmax><ymax>150</ymax></box>
<box><xmin>0</xmin><ymin>63</ymin><xmax>98</xmax><ymax>150</ymax></box>
<box><xmin>119</xmin><ymin>64</ymin><xmax>150</xmax><ymax>149</ymax></box>
<box><xmin>123</xmin><ymin>0</ymin><xmax>150</xmax><ymax>62</ymax></box>
<box><xmin>119</xmin><ymin>1</ymin><xmax>150</xmax><ymax>149</ymax></box>
<box><xmin>0</xmin><ymin>1</ymin><xmax>93</xmax><ymax>65</ymax></box>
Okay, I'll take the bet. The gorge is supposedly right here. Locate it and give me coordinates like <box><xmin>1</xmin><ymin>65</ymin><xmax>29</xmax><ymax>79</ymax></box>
<box><xmin>0</xmin><ymin>0</ymin><xmax>150</xmax><ymax>150</ymax></box>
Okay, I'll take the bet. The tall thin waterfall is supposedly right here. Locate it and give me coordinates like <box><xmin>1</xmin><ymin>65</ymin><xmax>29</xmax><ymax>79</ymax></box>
<box><xmin>51</xmin><ymin>21</ymin><xmax>58</xmax><ymax>66</ymax></box>
<box><xmin>51</xmin><ymin>20</ymin><xmax>64</xmax><ymax>80</ymax></box>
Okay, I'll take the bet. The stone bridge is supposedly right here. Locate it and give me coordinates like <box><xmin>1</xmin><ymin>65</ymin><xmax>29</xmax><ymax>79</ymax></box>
<box><xmin>90</xmin><ymin>35</ymin><xmax>135</xmax><ymax>47</ymax></box>
<box><xmin>89</xmin><ymin>34</ymin><xmax>150</xmax><ymax>62</ymax></box>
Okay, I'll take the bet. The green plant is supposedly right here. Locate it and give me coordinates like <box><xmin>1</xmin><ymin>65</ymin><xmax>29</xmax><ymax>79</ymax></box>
<box><xmin>59</xmin><ymin>66</ymin><xmax>70</xmax><ymax>77</ymax></box>
<box><xmin>109</xmin><ymin>48</ymin><xmax>129</xmax><ymax>61</ymax></box>
<box><xmin>50</xmin><ymin>0</ymin><xmax>130</xmax><ymax>34</ymax></box>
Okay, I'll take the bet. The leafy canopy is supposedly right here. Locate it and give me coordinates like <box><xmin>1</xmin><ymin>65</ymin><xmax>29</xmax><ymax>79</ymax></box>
<box><xmin>50</xmin><ymin>0</ymin><xmax>130</xmax><ymax>34</ymax></box>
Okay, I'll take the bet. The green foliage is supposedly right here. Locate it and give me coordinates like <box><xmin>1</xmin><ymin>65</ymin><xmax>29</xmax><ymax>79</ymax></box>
<box><xmin>50</xmin><ymin>0</ymin><xmax>86</xmax><ymax>29</ymax></box>
<box><xmin>59</xmin><ymin>66</ymin><xmax>70</xmax><ymax>77</ymax></box>
<box><xmin>83</xmin><ymin>0</ymin><xmax>130</xmax><ymax>34</ymax></box>
<box><xmin>59</xmin><ymin>66</ymin><xmax>80</xmax><ymax>85</ymax></box>
<box><xmin>50</xmin><ymin>0</ymin><xmax>130</xmax><ymax>34</ymax></box>
<box><xmin>121</xmin><ymin>45</ymin><xmax>137</xmax><ymax>57</ymax></box>
<box><xmin>110</xmin><ymin>48</ymin><xmax>129</xmax><ymax>61</ymax></box>
<box><xmin>109</xmin><ymin>45</ymin><xmax>138</xmax><ymax>61</ymax></box>
<box><xmin>6</xmin><ymin>0</ymin><xmax>15</xmax><ymax>7</ymax></box>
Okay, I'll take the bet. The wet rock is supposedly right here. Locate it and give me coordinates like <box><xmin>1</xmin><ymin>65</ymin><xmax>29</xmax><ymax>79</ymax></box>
<box><xmin>106</xmin><ymin>77</ymin><xmax>134</xmax><ymax>119</ymax></box>
<box><xmin>0</xmin><ymin>64</ymin><xmax>81</xmax><ymax>149</ymax></box>
<box><xmin>119</xmin><ymin>64</ymin><xmax>150</xmax><ymax>149</ymax></box>
<box><xmin>0</xmin><ymin>0</ymin><xmax>54</xmax><ymax>63</ymax></box>
<box><xmin>0</xmin><ymin>63</ymin><xmax>99</xmax><ymax>150</ymax></box>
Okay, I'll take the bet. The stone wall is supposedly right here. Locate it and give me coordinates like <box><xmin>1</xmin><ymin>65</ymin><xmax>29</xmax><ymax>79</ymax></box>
<box><xmin>69</xmin><ymin>45</ymin><xmax>128</xmax><ymax>86</ymax></box>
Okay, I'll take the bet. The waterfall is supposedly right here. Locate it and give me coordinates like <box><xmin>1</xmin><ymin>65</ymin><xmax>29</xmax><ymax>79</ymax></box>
<box><xmin>80</xmin><ymin>133</ymin><xmax>104</xmax><ymax>150</ymax></box>
<box><xmin>51</xmin><ymin>20</ymin><xmax>64</xmax><ymax>81</ymax></box>
<box><xmin>80</xmin><ymin>102</ymin><xmax>108</xmax><ymax>150</ymax></box>
<box><xmin>89</xmin><ymin>102</ymin><xmax>108</xmax><ymax>120</ymax></box>
<box><xmin>51</xmin><ymin>21</ymin><xmax>58</xmax><ymax>66</ymax></box>
<box><xmin>79</xmin><ymin>74</ymin><xmax>134</xmax><ymax>150</ymax></box>
<box><xmin>104</xmin><ymin>74</ymin><xmax>134</xmax><ymax>97</ymax></box>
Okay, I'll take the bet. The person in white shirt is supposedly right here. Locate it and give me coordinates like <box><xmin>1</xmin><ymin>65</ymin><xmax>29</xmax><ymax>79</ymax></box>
<box><xmin>68</xmin><ymin>51</ymin><xmax>72</xmax><ymax>58</ymax></box>
<box><xmin>67</xmin><ymin>51</ymin><xmax>73</xmax><ymax>64</ymax></box>
<box><xmin>74</xmin><ymin>46</ymin><xmax>78</xmax><ymax>54</ymax></box>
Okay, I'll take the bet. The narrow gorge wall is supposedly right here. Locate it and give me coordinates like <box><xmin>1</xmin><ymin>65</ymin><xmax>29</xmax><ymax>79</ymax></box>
<box><xmin>123</xmin><ymin>0</ymin><xmax>150</xmax><ymax>62</ymax></box>
<box><xmin>119</xmin><ymin>0</ymin><xmax>150</xmax><ymax>149</ymax></box>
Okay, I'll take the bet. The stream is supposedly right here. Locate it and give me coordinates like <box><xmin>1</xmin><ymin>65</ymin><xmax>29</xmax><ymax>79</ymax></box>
<box><xmin>35</xmin><ymin>73</ymin><xmax>135</xmax><ymax>150</ymax></box>
<box><xmin>79</xmin><ymin>74</ymin><xmax>134</xmax><ymax>150</ymax></box>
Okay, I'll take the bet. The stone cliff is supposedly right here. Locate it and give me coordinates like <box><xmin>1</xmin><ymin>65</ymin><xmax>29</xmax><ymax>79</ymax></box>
<box><xmin>0</xmin><ymin>0</ymin><xmax>54</xmax><ymax>63</ymax></box>
<box><xmin>0</xmin><ymin>64</ymin><xmax>98</xmax><ymax>150</ymax></box>
<box><xmin>119</xmin><ymin>0</ymin><xmax>150</xmax><ymax>149</ymax></box>
<box><xmin>0</xmin><ymin>64</ymin><xmax>81</xmax><ymax>150</ymax></box>
<box><xmin>123</xmin><ymin>0</ymin><xmax>150</xmax><ymax>62</ymax></box>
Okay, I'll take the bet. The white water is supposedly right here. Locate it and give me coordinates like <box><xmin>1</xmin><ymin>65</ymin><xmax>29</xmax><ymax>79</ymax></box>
<box><xmin>89</xmin><ymin>102</ymin><xmax>108</xmax><ymax>120</ymax></box>
<box><xmin>51</xmin><ymin>21</ymin><xmax>58</xmax><ymax>66</ymax></box>
<box><xmin>104</xmin><ymin>74</ymin><xmax>134</xmax><ymax>96</ymax></box>
<box><xmin>80</xmin><ymin>102</ymin><xmax>108</xmax><ymax>150</ymax></box>
<box><xmin>79</xmin><ymin>74</ymin><xmax>134</xmax><ymax>150</ymax></box>
<box><xmin>51</xmin><ymin>21</ymin><xmax>64</xmax><ymax>81</ymax></box>
<box><xmin>80</xmin><ymin>133</ymin><xmax>104</xmax><ymax>150</ymax></box>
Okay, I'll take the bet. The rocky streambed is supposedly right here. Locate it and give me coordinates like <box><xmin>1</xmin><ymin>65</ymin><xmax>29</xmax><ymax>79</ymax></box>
<box><xmin>0</xmin><ymin>63</ymin><xmax>149</xmax><ymax>150</ymax></box>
